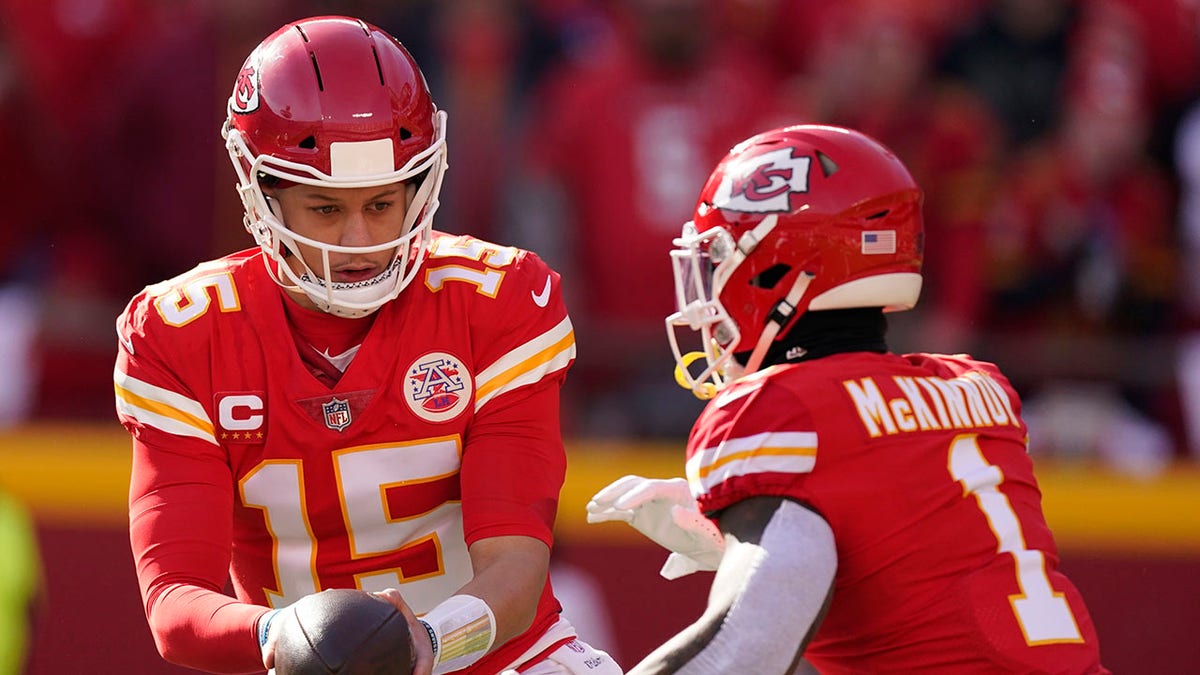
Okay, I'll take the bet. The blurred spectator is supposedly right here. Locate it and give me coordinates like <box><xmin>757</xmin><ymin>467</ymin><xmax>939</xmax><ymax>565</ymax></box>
<box><xmin>977</xmin><ymin>1</ymin><xmax>1181</xmax><ymax>474</ymax></box>
<box><xmin>2</xmin><ymin>0</ymin><xmax>1197</xmax><ymax>479</ymax></box>
<box><xmin>713</xmin><ymin>0</ymin><xmax>988</xmax><ymax>81</ymax></box>
<box><xmin>1173</xmin><ymin>95</ymin><xmax>1200</xmax><ymax>460</ymax></box>
<box><xmin>0</xmin><ymin>29</ymin><xmax>43</xmax><ymax>427</ymax></box>
<box><xmin>510</xmin><ymin>0</ymin><xmax>801</xmax><ymax>438</ymax></box>
<box><xmin>0</xmin><ymin>0</ymin><xmax>227</xmax><ymax>419</ymax></box>
<box><xmin>0</xmin><ymin>488</ymin><xmax>43</xmax><ymax>675</ymax></box>
<box><xmin>937</xmin><ymin>0</ymin><xmax>1080</xmax><ymax>147</ymax></box>
<box><xmin>795</xmin><ymin>0</ymin><xmax>1005</xmax><ymax>355</ymax></box>
<box><xmin>334</xmin><ymin>1</ymin><xmax>568</xmax><ymax>243</ymax></box>
<box><xmin>420</xmin><ymin>0</ymin><xmax>564</xmax><ymax>241</ymax></box>
<box><xmin>1099</xmin><ymin>0</ymin><xmax>1200</xmax><ymax>164</ymax></box>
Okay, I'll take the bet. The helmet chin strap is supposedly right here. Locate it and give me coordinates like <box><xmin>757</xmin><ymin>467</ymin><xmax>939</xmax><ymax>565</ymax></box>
<box><xmin>742</xmin><ymin>272</ymin><xmax>814</xmax><ymax>376</ymax></box>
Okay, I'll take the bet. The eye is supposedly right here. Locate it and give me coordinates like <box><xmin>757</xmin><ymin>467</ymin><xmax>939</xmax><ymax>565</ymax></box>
<box><xmin>312</xmin><ymin>205</ymin><xmax>337</xmax><ymax>215</ymax></box>
<box><xmin>368</xmin><ymin>201</ymin><xmax>393</xmax><ymax>212</ymax></box>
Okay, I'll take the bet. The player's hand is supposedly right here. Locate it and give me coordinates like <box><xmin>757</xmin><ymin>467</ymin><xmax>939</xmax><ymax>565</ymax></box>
<box><xmin>586</xmin><ymin>475</ymin><xmax>725</xmax><ymax>579</ymax></box>
<box><xmin>373</xmin><ymin>588</ymin><xmax>435</xmax><ymax>675</ymax></box>
<box><xmin>259</xmin><ymin>605</ymin><xmax>293</xmax><ymax>670</ymax></box>
<box><xmin>261</xmin><ymin>591</ymin><xmax>427</xmax><ymax>674</ymax></box>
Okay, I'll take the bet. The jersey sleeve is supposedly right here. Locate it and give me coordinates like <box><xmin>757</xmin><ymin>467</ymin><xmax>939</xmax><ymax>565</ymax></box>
<box><xmin>116</xmin><ymin>288</ymin><xmax>269</xmax><ymax>673</ymax></box>
<box><xmin>458</xmin><ymin>245</ymin><xmax>574</xmax><ymax>547</ymax></box>
<box><xmin>686</xmin><ymin>374</ymin><xmax>820</xmax><ymax>517</ymax></box>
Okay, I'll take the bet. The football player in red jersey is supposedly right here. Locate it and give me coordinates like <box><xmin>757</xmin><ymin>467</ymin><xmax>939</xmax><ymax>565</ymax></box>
<box><xmin>113</xmin><ymin>16</ymin><xmax>620</xmax><ymax>675</ymax></box>
<box><xmin>587</xmin><ymin>125</ymin><xmax>1109</xmax><ymax>674</ymax></box>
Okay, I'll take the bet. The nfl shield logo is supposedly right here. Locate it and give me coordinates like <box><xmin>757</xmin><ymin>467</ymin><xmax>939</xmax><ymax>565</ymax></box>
<box><xmin>322</xmin><ymin>397</ymin><xmax>352</xmax><ymax>432</ymax></box>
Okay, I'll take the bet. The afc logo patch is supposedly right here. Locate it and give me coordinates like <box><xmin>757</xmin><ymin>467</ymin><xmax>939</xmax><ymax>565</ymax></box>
<box><xmin>404</xmin><ymin>351</ymin><xmax>472</xmax><ymax>423</ymax></box>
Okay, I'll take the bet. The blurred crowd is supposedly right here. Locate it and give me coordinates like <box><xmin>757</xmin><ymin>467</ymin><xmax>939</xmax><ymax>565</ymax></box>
<box><xmin>3</xmin><ymin>0</ymin><xmax>1200</xmax><ymax>475</ymax></box>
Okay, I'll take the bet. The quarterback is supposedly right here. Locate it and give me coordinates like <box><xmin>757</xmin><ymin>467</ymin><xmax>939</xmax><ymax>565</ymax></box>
<box><xmin>114</xmin><ymin>16</ymin><xmax>619</xmax><ymax>675</ymax></box>
<box><xmin>587</xmin><ymin>125</ymin><xmax>1109</xmax><ymax>674</ymax></box>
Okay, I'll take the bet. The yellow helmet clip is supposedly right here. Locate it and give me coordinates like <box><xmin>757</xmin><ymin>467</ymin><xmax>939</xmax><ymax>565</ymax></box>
<box><xmin>674</xmin><ymin>351</ymin><xmax>718</xmax><ymax>400</ymax></box>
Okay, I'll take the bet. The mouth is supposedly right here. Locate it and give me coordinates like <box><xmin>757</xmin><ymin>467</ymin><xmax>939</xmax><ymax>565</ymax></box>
<box><xmin>332</xmin><ymin>266</ymin><xmax>381</xmax><ymax>283</ymax></box>
<box><xmin>301</xmin><ymin>259</ymin><xmax>400</xmax><ymax>290</ymax></box>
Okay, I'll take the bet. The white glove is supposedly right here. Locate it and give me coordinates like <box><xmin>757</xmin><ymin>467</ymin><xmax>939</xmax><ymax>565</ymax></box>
<box><xmin>586</xmin><ymin>475</ymin><xmax>725</xmax><ymax>579</ymax></box>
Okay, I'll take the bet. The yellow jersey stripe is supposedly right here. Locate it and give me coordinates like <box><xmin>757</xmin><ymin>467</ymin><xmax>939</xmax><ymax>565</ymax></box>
<box><xmin>475</xmin><ymin>317</ymin><xmax>575</xmax><ymax>410</ymax></box>
<box><xmin>686</xmin><ymin>431</ymin><xmax>818</xmax><ymax>494</ymax></box>
<box><xmin>113</xmin><ymin>367</ymin><xmax>216</xmax><ymax>444</ymax></box>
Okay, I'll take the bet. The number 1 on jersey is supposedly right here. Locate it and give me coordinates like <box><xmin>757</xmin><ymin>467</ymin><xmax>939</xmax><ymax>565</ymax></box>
<box><xmin>948</xmin><ymin>434</ymin><xmax>1084</xmax><ymax>645</ymax></box>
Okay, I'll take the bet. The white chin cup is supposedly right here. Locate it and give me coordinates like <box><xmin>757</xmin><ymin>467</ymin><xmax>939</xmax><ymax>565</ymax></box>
<box><xmin>295</xmin><ymin>258</ymin><xmax>402</xmax><ymax>318</ymax></box>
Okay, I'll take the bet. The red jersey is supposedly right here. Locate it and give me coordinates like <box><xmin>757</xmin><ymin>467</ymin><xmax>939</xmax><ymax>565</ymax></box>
<box><xmin>115</xmin><ymin>233</ymin><xmax>576</xmax><ymax>673</ymax></box>
<box><xmin>686</xmin><ymin>352</ymin><xmax>1107</xmax><ymax>674</ymax></box>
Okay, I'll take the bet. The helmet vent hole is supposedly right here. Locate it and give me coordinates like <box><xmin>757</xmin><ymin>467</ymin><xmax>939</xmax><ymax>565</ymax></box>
<box><xmin>751</xmin><ymin>263</ymin><xmax>791</xmax><ymax>289</ymax></box>
<box><xmin>299</xmin><ymin>136</ymin><xmax>316</xmax><ymax>149</ymax></box>
<box><xmin>309</xmin><ymin>53</ymin><xmax>325</xmax><ymax>91</ymax></box>
<box><xmin>399</xmin><ymin>128</ymin><xmax>412</xmax><ymax>141</ymax></box>
<box><xmin>866</xmin><ymin>210</ymin><xmax>889</xmax><ymax>220</ymax></box>
<box><xmin>370</xmin><ymin>45</ymin><xmax>386</xmax><ymax>85</ymax></box>
<box><xmin>816</xmin><ymin>150</ymin><xmax>839</xmax><ymax>177</ymax></box>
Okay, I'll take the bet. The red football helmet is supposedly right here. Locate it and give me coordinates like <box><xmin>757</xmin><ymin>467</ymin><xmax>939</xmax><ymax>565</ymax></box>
<box><xmin>222</xmin><ymin>16</ymin><xmax>447</xmax><ymax>317</ymax></box>
<box><xmin>668</xmin><ymin>125</ymin><xmax>923</xmax><ymax>398</ymax></box>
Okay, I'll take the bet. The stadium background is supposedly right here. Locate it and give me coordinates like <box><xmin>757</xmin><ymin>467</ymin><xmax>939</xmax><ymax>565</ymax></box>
<box><xmin>2</xmin><ymin>0</ymin><xmax>1200</xmax><ymax>673</ymax></box>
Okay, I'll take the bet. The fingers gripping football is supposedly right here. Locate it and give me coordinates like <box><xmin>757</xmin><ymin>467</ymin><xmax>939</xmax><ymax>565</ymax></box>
<box><xmin>264</xmin><ymin>589</ymin><xmax>419</xmax><ymax>675</ymax></box>
<box><xmin>586</xmin><ymin>475</ymin><xmax>725</xmax><ymax>579</ymax></box>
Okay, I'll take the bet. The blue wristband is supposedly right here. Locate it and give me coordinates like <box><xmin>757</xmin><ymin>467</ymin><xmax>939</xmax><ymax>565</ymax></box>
<box><xmin>258</xmin><ymin>609</ymin><xmax>282</xmax><ymax>648</ymax></box>
<box><xmin>418</xmin><ymin>619</ymin><xmax>439</xmax><ymax>660</ymax></box>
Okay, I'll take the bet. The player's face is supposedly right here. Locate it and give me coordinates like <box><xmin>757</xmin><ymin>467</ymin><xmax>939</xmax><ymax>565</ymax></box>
<box><xmin>268</xmin><ymin>183</ymin><xmax>410</xmax><ymax>284</ymax></box>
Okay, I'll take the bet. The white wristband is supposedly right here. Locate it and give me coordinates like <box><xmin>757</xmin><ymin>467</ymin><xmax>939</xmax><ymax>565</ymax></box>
<box><xmin>419</xmin><ymin>594</ymin><xmax>496</xmax><ymax>675</ymax></box>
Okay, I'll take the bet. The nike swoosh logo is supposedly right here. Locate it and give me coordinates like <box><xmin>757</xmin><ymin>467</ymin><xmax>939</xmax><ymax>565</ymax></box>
<box><xmin>531</xmin><ymin>274</ymin><xmax>552</xmax><ymax>307</ymax></box>
<box><xmin>118</xmin><ymin>331</ymin><xmax>135</xmax><ymax>355</ymax></box>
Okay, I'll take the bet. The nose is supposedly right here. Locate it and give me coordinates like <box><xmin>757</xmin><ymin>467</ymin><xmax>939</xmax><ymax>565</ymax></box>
<box><xmin>339</xmin><ymin>211</ymin><xmax>373</xmax><ymax>247</ymax></box>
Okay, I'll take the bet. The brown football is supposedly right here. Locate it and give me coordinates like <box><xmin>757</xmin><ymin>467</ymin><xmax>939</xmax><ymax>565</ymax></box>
<box><xmin>273</xmin><ymin>589</ymin><xmax>414</xmax><ymax>675</ymax></box>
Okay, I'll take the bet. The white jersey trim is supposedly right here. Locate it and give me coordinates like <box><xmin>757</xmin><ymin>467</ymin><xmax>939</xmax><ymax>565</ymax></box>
<box><xmin>113</xmin><ymin>365</ymin><xmax>218</xmax><ymax>445</ymax></box>
<box><xmin>474</xmin><ymin>316</ymin><xmax>575</xmax><ymax>411</ymax></box>
<box><xmin>686</xmin><ymin>431</ymin><xmax>818</xmax><ymax>495</ymax></box>
<box><xmin>497</xmin><ymin>615</ymin><xmax>578</xmax><ymax>673</ymax></box>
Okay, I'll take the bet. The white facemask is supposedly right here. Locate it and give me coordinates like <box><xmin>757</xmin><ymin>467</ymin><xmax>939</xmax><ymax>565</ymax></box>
<box><xmin>225</xmin><ymin>111</ymin><xmax>449</xmax><ymax>318</ymax></box>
